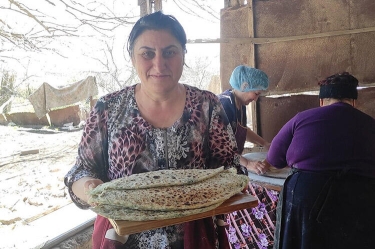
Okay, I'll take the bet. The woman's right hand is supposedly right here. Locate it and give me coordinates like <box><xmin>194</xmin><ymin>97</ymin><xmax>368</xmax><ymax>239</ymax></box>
<box><xmin>83</xmin><ymin>178</ymin><xmax>104</xmax><ymax>193</ymax></box>
<box><xmin>263</xmin><ymin>142</ymin><xmax>271</xmax><ymax>150</ymax></box>
<box><xmin>72</xmin><ymin>177</ymin><xmax>104</xmax><ymax>203</ymax></box>
<box><xmin>246</xmin><ymin>159</ymin><xmax>269</xmax><ymax>175</ymax></box>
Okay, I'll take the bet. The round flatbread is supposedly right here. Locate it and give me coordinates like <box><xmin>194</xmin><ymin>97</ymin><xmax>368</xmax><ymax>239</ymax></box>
<box><xmin>91</xmin><ymin>201</ymin><xmax>223</xmax><ymax>221</ymax></box>
<box><xmin>90</xmin><ymin>166</ymin><xmax>225</xmax><ymax>195</ymax></box>
<box><xmin>88</xmin><ymin>170</ymin><xmax>248</xmax><ymax>211</ymax></box>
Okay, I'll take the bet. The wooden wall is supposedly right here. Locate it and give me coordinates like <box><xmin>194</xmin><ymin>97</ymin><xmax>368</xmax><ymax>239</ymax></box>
<box><xmin>258</xmin><ymin>88</ymin><xmax>375</xmax><ymax>142</ymax></box>
<box><xmin>221</xmin><ymin>0</ymin><xmax>375</xmax><ymax>140</ymax></box>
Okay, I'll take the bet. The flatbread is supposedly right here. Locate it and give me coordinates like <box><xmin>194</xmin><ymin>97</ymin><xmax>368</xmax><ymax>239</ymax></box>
<box><xmin>90</xmin><ymin>166</ymin><xmax>225</xmax><ymax>195</ymax></box>
<box><xmin>264</xmin><ymin>166</ymin><xmax>291</xmax><ymax>178</ymax></box>
<box><xmin>91</xmin><ymin>201</ymin><xmax>223</xmax><ymax>221</ymax></box>
<box><xmin>88</xmin><ymin>169</ymin><xmax>248</xmax><ymax>211</ymax></box>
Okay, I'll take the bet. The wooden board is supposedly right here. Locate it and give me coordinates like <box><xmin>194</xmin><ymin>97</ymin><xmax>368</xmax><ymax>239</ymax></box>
<box><xmin>109</xmin><ymin>193</ymin><xmax>258</xmax><ymax>236</ymax></box>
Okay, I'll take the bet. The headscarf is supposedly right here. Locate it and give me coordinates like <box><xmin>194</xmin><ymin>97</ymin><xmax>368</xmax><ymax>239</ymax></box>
<box><xmin>318</xmin><ymin>72</ymin><xmax>358</xmax><ymax>99</ymax></box>
<box><xmin>229</xmin><ymin>65</ymin><xmax>269</xmax><ymax>92</ymax></box>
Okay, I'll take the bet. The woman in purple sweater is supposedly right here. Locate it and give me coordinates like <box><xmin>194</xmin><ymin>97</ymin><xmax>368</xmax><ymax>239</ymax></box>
<box><xmin>266</xmin><ymin>72</ymin><xmax>375</xmax><ymax>249</ymax></box>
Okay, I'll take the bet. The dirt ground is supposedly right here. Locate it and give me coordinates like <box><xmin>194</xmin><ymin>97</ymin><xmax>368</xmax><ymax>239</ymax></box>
<box><xmin>0</xmin><ymin>124</ymin><xmax>83</xmax><ymax>248</ymax></box>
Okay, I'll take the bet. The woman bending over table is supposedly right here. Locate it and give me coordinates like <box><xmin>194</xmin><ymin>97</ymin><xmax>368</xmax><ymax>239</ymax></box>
<box><xmin>266</xmin><ymin>72</ymin><xmax>375</xmax><ymax>249</ymax></box>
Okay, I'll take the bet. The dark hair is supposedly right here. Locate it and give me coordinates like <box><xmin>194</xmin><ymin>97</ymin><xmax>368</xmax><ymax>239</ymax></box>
<box><xmin>318</xmin><ymin>72</ymin><xmax>359</xmax><ymax>100</ymax></box>
<box><xmin>127</xmin><ymin>11</ymin><xmax>187</xmax><ymax>57</ymax></box>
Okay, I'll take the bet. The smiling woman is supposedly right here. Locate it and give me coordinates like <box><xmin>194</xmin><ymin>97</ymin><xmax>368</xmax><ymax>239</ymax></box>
<box><xmin>132</xmin><ymin>29</ymin><xmax>186</xmax><ymax>128</ymax></box>
<box><xmin>64</xmin><ymin>11</ymin><xmax>245</xmax><ymax>249</ymax></box>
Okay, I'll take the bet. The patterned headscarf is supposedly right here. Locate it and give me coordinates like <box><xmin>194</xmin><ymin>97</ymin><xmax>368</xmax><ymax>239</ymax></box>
<box><xmin>229</xmin><ymin>65</ymin><xmax>269</xmax><ymax>92</ymax></box>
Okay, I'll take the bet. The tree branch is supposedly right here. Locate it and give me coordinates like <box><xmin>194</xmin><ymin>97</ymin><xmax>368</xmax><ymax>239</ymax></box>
<box><xmin>8</xmin><ymin>0</ymin><xmax>51</xmax><ymax>33</ymax></box>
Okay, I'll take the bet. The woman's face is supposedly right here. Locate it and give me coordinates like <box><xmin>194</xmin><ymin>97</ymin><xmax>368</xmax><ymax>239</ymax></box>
<box><xmin>131</xmin><ymin>29</ymin><xmax>185</xmax><ymax>92</ymax></box>
<box><xmin>236</xmin><ymin>90</ymin><xmax>262</xmax><ymax>106</ymax></box>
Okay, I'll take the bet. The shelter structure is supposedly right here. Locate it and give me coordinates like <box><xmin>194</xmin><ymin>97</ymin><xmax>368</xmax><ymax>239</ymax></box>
<box><xmin>221</xmin><ymin>0</ymin><xmax>375</xmax><ymax>142</ymax></box>
<box><xmin>40</xmin><ymin>1</ymin><xmax>375</xmax><ymax>247</ymax></box>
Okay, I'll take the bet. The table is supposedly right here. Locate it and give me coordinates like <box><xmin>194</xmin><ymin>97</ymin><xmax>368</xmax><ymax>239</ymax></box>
<box><xmin>243</xmin><ymin>152</ymin><xmax>289</xmax><ymax>191</ymax></box>
<box><xmin>224</xmin><ymin>152</ymin><xmax>289</xmax><ymax>249</ymax></box>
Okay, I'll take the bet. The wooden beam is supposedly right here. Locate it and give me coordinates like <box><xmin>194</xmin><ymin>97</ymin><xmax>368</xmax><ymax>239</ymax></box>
<box><xmin>187</xmin><ymin>26</ymin><xmax>375</xmax><ymax>44</ymax></box>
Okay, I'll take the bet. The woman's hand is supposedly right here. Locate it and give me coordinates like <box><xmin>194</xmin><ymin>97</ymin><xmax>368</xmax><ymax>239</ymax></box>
<box><xmin>263</xmin><ymin>142</ymin><xmax>271</xmax><ymax>150</ymax></box>
<box><xmin>83</xmin><ymin>178</ymin><xmax>103</xmax><ymax>193</ymax></box>
<box><xmin>72</xmin><ymin>177</ymin><xmax>104</xmax><ymax>203</ymax></box>
<box><xmin>246</xmin><ymin>159</ymin><xmax>269</xmax><ymax>175</ymax></box>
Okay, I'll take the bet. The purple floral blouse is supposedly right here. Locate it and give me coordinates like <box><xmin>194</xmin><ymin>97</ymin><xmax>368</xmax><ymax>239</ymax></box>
<box><xmin>64</xmin><ymin>84</ymin><xmax>242</xmax><ymax>249</ymax></box>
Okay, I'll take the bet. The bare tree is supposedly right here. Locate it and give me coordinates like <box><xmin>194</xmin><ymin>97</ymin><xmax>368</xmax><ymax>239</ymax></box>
<box><xmin>0</xmin><ymin>0</ymin><xmax>222</xmax><ymax>59</ymax></box>
<box><xmin>0</xmin><ymin>0</ymin><xmax>142</xmax><ymax>103</ymax></box>
<box><xmin>0</xmin><ymin>0</ymin><xmax>222</xmax><ymax>99</ymax></box>
<box><xmin>89</xmin><ymin>38</ymin><xmax>139</xmax><ymax>93</ymax></box>
<box><xmin>0</xmin><ymin>0</ymin><xmax>139</xmax><ymax>60</ymax></box>
<box><xmin>0</xmin><ymin>66</ymin><xmax>36</xmax><ymax>113</ymax></box>
<box><xmin>182</xmin><ymin>55</ymin><xmax>220</xmax><ymax>90</ymax></box>
<box><xmin>170</xmin><ymin>0</ymin><xmax>221</xmax><ymax>22</ymax></box>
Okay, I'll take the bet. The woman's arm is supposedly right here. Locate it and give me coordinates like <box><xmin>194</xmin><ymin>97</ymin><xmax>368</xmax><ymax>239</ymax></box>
<box><xmin>246</xmin><ymin>127</ymin><xmax>271</xmax><ymax>149</ymax></box>
<box><xmin>64</xmin><ymin>99</ymin><xmax>109</xmax><ymax>208</ymax></box>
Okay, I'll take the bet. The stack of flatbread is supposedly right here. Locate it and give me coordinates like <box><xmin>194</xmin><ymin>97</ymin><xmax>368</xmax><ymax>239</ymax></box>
<box><xmin>88</xmin><ymin>166</ymin><xmax>249</xmax><ymax>221</ymax></box>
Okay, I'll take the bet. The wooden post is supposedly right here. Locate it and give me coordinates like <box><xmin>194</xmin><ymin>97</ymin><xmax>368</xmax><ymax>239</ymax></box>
<box><xmin>246</xmin><ymin>0</ymin><xmax>258</xmax><ymax>135</ymax></box>
<box><xmin>139</xmin><ymin>0</ymin><xmax>163</xmax><ymax>16</ymax></box>
<box><xmin>138</xmin><ymin>0</ymin><xmax>147</xmax><ymax>16</ymax></box>
<box><xmin>154</xmin><ymin>0</ymin><xmax>162</xmax><ymax>12</ymax></box>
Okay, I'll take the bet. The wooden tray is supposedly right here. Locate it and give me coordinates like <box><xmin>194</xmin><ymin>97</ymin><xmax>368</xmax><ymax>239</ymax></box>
<box><xmin>109</xmin><ymin>193</ymin><xmax>258</xmax><ymax>236</ymax></box>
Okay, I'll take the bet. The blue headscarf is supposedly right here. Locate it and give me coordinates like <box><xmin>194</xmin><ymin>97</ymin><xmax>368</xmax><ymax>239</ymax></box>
<box><xmin>229</xmin><ymin>65</ymin><xmax>269</xmax><ymax>92</ymax></box>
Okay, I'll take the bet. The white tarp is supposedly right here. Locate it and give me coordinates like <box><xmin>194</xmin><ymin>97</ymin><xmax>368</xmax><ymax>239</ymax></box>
<box><xmin>29</xmin><ymin>76</ymin><xmax>98</xmax><ymax>118</ymax></box>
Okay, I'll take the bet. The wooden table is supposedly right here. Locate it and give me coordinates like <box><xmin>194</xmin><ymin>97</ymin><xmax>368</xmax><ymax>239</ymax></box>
<box><xmin>109</xmin><ymin>193</ymin><xmax>258</xmax><ymax>236</ymax></box>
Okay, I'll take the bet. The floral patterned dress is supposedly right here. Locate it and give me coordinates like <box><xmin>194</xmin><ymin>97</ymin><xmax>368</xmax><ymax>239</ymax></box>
<box><xmin>64</xmin><ymin>84</ymin><xmax>243</xmax><ymax>249</ymax></box>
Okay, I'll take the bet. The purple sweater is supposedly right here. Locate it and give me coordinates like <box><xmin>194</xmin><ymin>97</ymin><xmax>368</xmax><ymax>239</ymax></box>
<box><xmin>267</xmin><ymin>102</ymin><xmax>375</xmax><ymax>177</ymax></box>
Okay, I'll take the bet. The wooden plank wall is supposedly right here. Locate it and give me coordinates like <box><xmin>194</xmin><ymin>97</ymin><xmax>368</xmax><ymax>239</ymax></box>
<box><xmin>259</xmin><ymin>88</ymin><xmax>375</xmax><ymax>141</ymax></box>
<box><xmin>221</xmin><ymin>0</ymin><xmax>375</xmax><ymax>141</ymax></box>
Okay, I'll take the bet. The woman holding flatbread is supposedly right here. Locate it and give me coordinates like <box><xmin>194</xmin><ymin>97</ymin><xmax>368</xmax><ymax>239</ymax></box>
<box><xmin>64</xmin><ymin>11</ymin><xmax>246</xmax><ymax>249</ymax></box>
<box><xmin>266</xmin><ymin>72</ymin><xmax>375</xmax><ymax>249</ymax></box>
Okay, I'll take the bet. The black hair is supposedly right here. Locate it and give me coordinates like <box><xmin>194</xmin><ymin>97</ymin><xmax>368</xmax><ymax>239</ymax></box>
<box><xmin>127</xmin><ymin>11</ymin><xmax>187</xmax><ymax>57</ymax></box>
<box><xmin>318</xmin><ymin>72</ymin><xmax>359</xmax><ymax>100</ymax></box>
